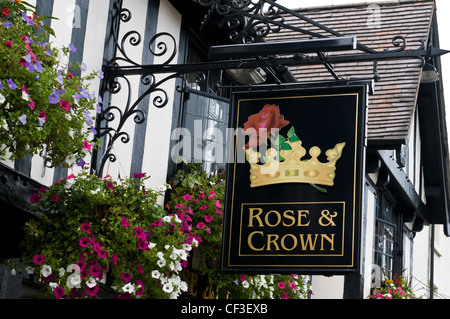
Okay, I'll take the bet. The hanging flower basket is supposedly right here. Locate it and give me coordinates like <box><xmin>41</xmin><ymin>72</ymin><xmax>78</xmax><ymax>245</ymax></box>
<box><xmin>18</xmin><ymin>171</ymin><xmax>194</xmax><ymax>299</ymax></box>
<box><xmin>0</xmin><ymin>0</ymin><xmax>101</xmax><ymax>167</ymax></box>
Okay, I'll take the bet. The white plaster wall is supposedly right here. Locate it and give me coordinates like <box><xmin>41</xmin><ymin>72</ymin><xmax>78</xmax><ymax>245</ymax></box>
<box><xmin>362</xmin><ymin>185</ymin><xmax>376</xmax><ymax>298</ymax></box>
<box><xmin>141</xmin><ymin>0</ymin><xmax>182</xmax><ymax>191</ymax></box>
<box><xmin>310</xmin><ymin>275</ymin><xmax>344</xmax><ymax>299</ymax></box>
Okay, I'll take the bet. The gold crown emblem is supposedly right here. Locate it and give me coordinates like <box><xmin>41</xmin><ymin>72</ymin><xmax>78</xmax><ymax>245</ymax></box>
<box><xmin>243</xmin><ymin>104</ymin><xmax>345</xmax><ymax>189</ymax></box>
<box><xmin>246</xmin><ymin>139</ymin><xmax>346</xmax><ymax>188</ymax></box>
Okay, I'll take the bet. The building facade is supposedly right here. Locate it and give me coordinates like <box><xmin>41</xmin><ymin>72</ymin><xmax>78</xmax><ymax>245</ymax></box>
<box><xmin>1</xmin><ymin>0</ymin><xmax>449</xmax><ymax>299</ymax></box>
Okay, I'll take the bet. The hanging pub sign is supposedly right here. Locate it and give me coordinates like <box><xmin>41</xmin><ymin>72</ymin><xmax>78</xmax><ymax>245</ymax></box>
<box><xmin>221</xmin><ymin>83</ymin><xmax>369</xmax><ymax>274</ymax></box>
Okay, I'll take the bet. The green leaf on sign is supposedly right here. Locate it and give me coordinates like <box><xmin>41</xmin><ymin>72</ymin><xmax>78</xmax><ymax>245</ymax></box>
<box><xmin>280</xmin><ymin>142</ymin><xmax>292</xmax><ymax>151</ymax></box>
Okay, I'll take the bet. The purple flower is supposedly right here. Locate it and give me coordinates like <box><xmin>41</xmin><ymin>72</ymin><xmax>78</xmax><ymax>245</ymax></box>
<box><xmin>26</xmin><ymin>63</ymin><xmax>35</xmax><ymax>73</ymax></box>
<box><xmin>22</xmin><ymin>12</ymin><xmax>34</xmax><ymax>26</ymax></box>
<box><xmin>90</xmin><ymin>126</ymin><xmax>97</xmax><ymax>135</ymax></box>
<box><xmin>34</xmin><ymin>61</ymin><xmax>44</xmax><ymax>72</ymax></box>
<box><xmin>19</xmin><ymin>113</ymin><xmax>27</xmax><ymax>125</ymax></box>
<box><xmin>69</xmin><ymin>43</ymin><xmax>76</xmax><ymax>52</ymax></box>
<box><xmin>76</xmin><ymin>158</ymin><xmax>85</xmax><ymax>167</ymax></box>
<box><xmin>45</xmin><ymin>48</ymin><xmax>52</xmax><ymax>56</ymax></box>
<box><xmin>3</xmin><ymin>22</ymin><xmax>12</xmax><ymax>29</ymax></box>
<box><xmin>83</xmin><ymin>110</ymin><xmax>92</xmax><ymax>125</ymax></box>
<box><xmin>7</xmin><ymin>79</ymin><xmax>17</xmax><ymax>89</ymax></box>
<box><xmin>49</xmin><ymin>90</ymin><xmax>59</xmax><ymax>104</ymax></box>
<box><xmin>56</xmin><ymin>73</ymin><xmax>64</xmax><ymax>85</ymax></box>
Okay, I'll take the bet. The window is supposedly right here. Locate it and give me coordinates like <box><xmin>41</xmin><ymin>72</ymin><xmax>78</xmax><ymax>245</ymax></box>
<box><xmin>182</xmin><ymin>91</ymin><xmax>229</xmax><ymax>173</ymax></box>
<box><xmin>179</xmin><ymin>35</ymin><xmax>231</xmax><ymax>173</ymax></box>
<box><xmin>373</xmin><ymin>193</ymin><xmax>401</xmax><ymax>279</ymax></box>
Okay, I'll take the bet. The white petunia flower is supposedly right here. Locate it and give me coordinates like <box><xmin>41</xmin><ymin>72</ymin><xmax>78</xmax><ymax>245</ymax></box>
<box><xmin>22</xmin><ymin>91</ymin><xmax>29</xmax><ymax>101</ymax></box>
<box><xmin>157</xmin><ymin>258</ymin><xmax>166</xmax><ymax>268</ymax></box>
<box><xmin>86</xmin><ymin>277</ymin><xmax>97</xmax><ymax>288</ymax></box>
<box><xmin>25</xmin><ymin>266</ymin><xmax>35</xmax><ymax>275</ymax></box>
<box><xmin>151</xmin><ymin>270</ymin><xmax>160</xmax><ymax>279</ymax></box>
<box><xmin>0</xmin><ymin>94</ymin><xmax>5</xmax><ymax>104</ymax></box>
<box><xmin>40</xmin><ymin>265</ymin><xmax>52</xmax><ymax>278</ymax></box>
<box><xmin>69</xmin><ymin>274</ymin><xmax>82</xmax><ymax>287</ymax></box>
<box><xmin>162</xmin><ymin>282</ymin><xmax>173</xmax><ymax>293</ymax></box>
<box><xmin>122</xmin><ymin>283</ymin><xmax>135</xmax><ymax>294</ymax></box>
<box><xmin>162</xmin><ymin>216</ymin><xmax>173</xmax><ymax>223</ymax></box>
<box><xmin>179</xmin><ymin>281</ymin><xmax>188</xmax><ymax>292</ymax></box>
<box><xmin>59</xmin><ymin>268</ymin><xmax>65</xmax><ymax>277</ymax></box>
<box><xmin>49</xmin><ymin>282</ymin><xmax>58</xmax><ymax>290</ymax></box>
<box><xmin>182</xmin><ymin>243</ymin><xmax>192</xmax><ymax>252</ymax></box>
<box><xmin>148</xmin><ymin>242</ymin><xmax>157</xmax><ymax>249</ymax></box>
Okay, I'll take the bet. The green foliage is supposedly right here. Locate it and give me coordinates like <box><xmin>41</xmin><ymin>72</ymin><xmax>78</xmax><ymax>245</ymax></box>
<box><xmin>166</xmin><ymin>163</ymin><xmax>312</xmax><ymax>299</ymax></box>
<box><xmin>369</xmin><ymin>275</ymin><xmax>422</xmax><ymax>299</ymax></box>
<box><xmin>21</xmin><ymin>171</ymin><xmax>192</xmax><ymax>299</ymax></box>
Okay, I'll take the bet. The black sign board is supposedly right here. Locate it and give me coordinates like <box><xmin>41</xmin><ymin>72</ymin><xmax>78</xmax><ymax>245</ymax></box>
<box><xmin>221</xmin><ymin>83</ymin><xmax>368</xmax><ymax>274</ymax></box>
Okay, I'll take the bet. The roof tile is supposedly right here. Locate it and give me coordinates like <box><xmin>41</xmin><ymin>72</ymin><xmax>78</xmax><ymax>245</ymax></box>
<box><xmin>267</xmin><ymin>1</ymin><xmax>434</xmax><ymax>142</ymax></box>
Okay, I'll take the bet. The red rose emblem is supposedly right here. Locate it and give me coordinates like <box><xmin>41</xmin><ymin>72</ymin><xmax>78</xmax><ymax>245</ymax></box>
<box><xmin>243</xmin><ymin>104</ymin><xmax>289</xmax><ymax>149</ymax></box>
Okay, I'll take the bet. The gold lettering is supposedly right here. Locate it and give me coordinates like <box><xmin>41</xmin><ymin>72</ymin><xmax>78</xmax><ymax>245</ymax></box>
<box><xmin>319</xmin><ymin>210</ymin><xmax>337</xmax><ymax>227</ymax></box>
<box><xmin>247</xmin><ymin>231</ymin><xmax>265</xmax><ymax>251</ymax></box>
<box><xmin>265</xmin><ymin>210</ymin><xmax>281</xmax><ymax>227</ymax></box>
<box><xmin>299</xmin><ymin>234</ymin><xmax>319</xmax><ymax>250</ymax></box>
<box><xmin>267</xmin><ymin>234</ymin><xmax>280</xmax><ymax>251</ymax></box>
<box><xmin>297</xmin><ymin>210</ymin><xmax>311</xmax><ymax>226</ymax></box>
<box><xmin>320</xmin><ymin>234</ymin><xmax>335</xmax><ymax>251</ymax></box>
<box><xmin>280</xmin><ymin>234</ymin><xmax>298</xmax><ymax>251</ymax></box>
<box><xmin>282</xmin><ymin>210</ymin><xmax>296</xmax><ymax>227</ymax></box>
<box><xmin>248</xmin><ymin>208</ymin><xmax>264</xmax><ymax>227</ymax></box>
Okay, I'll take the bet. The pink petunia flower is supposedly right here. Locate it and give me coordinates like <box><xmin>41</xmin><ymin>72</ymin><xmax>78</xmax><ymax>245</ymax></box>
<box><xmin>197</xmin><ymin>222</ymin><xmax>205</xmax><ymax>229</ymax></box>
<box><xmin>29</xmin><ymin>192</ymin><xmax>41</xmax><ymax>203</ymax></box>
<box><xmin>60</xmin><ymin>100</ymin><xmax>70</xmax><ymax>111</ymax></box>
<box><xmin>278</xmin><ymin>282</ymin><xmax>286</xmax><ymax>290</ymax></box>
<box><xmin>121</xmin><ymin>216</ymin><xmax>129</xmax><ymax>228</ymax></box>
<box><xmin>85</xmin><ymin>285</ymin><xmax>99</xmax><ymax>297</ymax></box>
<box><xmin>51</xmin><ymin>194</ymin><xmax>59</xmax><ymax>202</ymax></box>
<box><xmin>32</xmin><ymin>254</ymin><xmax>45</xmax><ymax>265</ymax></box>
<box><xmin>83</xmin><ymin>140</ymin><xmax>92</xmax><ymax>151</ymax></box>
<box><xmin>121</xmin><ymin>272</ymin><xmax>132</xmax><ymax>283</ymax></box>
<box><xmin>80</xmin><ymin>223</ymin><xmax>91</xmax><ymax>233</ymax></box>
<box><xmin>89</xmin><ymin>264</ymin><xmax>103</xmax><ymax>277</ymax></box>
<box><xmin>97</xmin><ymin>249</ymin><xmax>108</xmax><ymax>259</ymax></box>
<box><xmin>136</xmin><ymin>263</ymin><xmax>143</xmax><ymax>274</ymax></box>
<box><xmin>53</xmin><ymin>286</ymin><xmax>65</xmax><ymax>299</ymax></box>
<box><xmin>215</xmin><ymin>200</ymin><xmax>221</xmax><ymax>208</ymax></box>
<box><xmin>135</xmin><ymin>227</ymin><xmax>146</xmax><ymax>240</ymax></box>
<box><xmin>111</xmin><ymin>253</ymin><xmax>118</xmax><ymax>265</ymax></box>
<box><xmin>205</xmin><ymin>215</ymin><xmax>213</xmax><ymax>223</ymax></box>
<box><xmin>183</xmin><ymin>194</ymin><xmax>191</xmax><ymax>201</ymax></box>
<box><xmin>79</xmin><ymin>237</ymin><xmax>91</xmax><ymax>248</ymax></box>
